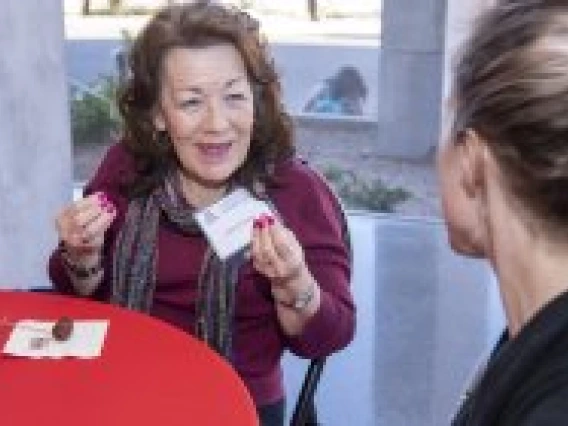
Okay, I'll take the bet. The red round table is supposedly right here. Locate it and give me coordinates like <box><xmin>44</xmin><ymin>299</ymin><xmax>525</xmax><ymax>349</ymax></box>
<box><xmin>0</xmin><ymin>291</ymin><xmax>259</xmax><ymax>426</ymax></box>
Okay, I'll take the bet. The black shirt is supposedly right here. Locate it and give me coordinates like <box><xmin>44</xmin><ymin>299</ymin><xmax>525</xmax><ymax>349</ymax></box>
<box><xmin>452</xmin><ymin>290</ymin><xmax>568</xmax><ymax>425</ymax></box>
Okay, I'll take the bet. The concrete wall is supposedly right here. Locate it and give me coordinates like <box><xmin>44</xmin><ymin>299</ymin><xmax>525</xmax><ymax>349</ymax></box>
<box><xmin>378</xmin><ymin>0</ymin><xmax>447</xmax><ymax>159</ymax></box>
<box><xmin>0</xmin><ymin>0</ymin><xmax>72</xmax><ymax>289</ymax></box>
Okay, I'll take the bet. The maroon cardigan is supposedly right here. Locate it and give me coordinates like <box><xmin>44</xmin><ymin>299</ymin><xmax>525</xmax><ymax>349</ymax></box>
<box><xmin>48</xmin><ymin>143</ymin><xmax>355</xmax><ymax>406</ymax></box>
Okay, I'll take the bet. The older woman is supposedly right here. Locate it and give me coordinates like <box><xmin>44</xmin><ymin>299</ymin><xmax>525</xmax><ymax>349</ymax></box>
<box><xmin>49</xmin><ymin>3</ymin><xmax>355</xmax><ymax>424</ymax></box>
<box><xmin>438</xmin><ymin>1</ymin><xmax>568</xmax><ymax>424</ymax></box>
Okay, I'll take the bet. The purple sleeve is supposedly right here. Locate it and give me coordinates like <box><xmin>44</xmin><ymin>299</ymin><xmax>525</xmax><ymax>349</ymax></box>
<box><xmin>275</xmin><ymin>162</ymin><xmax>356</xmax><ymax>358</ymax></box>
<box><xmin>47</xmin><ymin>143</ymin><xmax>132</xmax><ymax>301</ymax></box>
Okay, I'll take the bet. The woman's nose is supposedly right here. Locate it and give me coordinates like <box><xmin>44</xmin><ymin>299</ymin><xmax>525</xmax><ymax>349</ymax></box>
<box><xmin>203</xmin><ymin>99</ymin><xmax>229</xmax><ymax>132</ymax></box>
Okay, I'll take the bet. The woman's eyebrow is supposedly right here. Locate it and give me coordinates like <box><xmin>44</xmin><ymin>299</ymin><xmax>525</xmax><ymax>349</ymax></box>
<box><xmin>225</xmin><ymin>76</ymin><xmax>248</xmax><ymax>88</ymax></box>
<box><xmin>173</xmin><ymin>86</ymin><xmax>202</xmax><ymax>94</ymax></box>
<box><xmin>169</xmin><ymin>76</ymin><xmax>248</xmax><ymax>93</ymax></box>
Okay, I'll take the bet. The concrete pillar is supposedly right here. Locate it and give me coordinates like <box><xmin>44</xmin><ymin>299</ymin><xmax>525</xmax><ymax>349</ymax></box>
<box><xmin>378</xmin><ymin>0</ymin><xmax>447</xmax><ymax>159</ymax></box>
<box><xmin>0</xmin><ymin>0</ymin><xmax>72</xmax><ymax>289</ymax></box>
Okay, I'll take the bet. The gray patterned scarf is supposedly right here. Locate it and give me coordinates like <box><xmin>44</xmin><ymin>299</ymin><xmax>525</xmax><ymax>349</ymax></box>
<box><xmin>111</xmin><ymin>174</ymin><xmax>246</xmax><ymax>358</ymax></box>
<box><xmin>110</xmin><ymin>161</ymin><xmax>352</xmax><ymax>361</ymax></box>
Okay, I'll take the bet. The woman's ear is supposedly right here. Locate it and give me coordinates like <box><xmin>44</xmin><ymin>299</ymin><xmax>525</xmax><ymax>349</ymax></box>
<box><xmin>152</xmin><ymin>106</ymin><xmax>167</xmax><ymax>132</ymax></box>
<box><xmin>459</xmin><ymin>129</ymin><xmax>487</xmax><ymax>198</ymax></box>
<box><xmin>455</xmin><ymin>129</ymin><xmax>491</xmax><ymax>257</ymax></box>
<box><xmin>439</xmin><ymin>128</ymin><xmax>490</xmax><ymax>258</ymax></box>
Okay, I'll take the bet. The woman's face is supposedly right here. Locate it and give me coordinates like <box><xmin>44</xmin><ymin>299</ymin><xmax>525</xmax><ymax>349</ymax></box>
<box><xmin>154</xmin><ymin>44</ymin><xmax>254</xmax><ymax>189</ymax></box>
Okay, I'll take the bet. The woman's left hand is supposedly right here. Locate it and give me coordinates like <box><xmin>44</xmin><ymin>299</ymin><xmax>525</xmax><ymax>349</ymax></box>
<box><xmin>251</xmin><ymin>214</ymin><xmax>310</xmax><ymax>302</ymax></box>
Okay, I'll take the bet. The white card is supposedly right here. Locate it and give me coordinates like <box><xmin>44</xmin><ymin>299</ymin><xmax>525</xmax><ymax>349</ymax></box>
<box><xmin>3</xmin><ymin>320</ymin><xmax>109</xmax><ymax>359</ymax></box>
<box><xmin>194</xmin><ymin>188</ymin><xmax>273</xmax><ymax>260</ymax></box>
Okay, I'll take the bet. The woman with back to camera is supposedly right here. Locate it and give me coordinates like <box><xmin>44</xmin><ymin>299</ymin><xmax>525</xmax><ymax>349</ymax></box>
<box><xmin>48</xmin><ymin>3</ymin><xmax>355</xmax><ymax>424</ymax></box>
<box><xmin>438</xmin><ymin>1</ymin><xmax>568</xmax><ymax>424</ymax></box>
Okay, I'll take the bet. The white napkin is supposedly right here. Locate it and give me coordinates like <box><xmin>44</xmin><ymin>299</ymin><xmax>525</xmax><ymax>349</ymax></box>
<box><xmin>3</xmin><ymin>320</ymin><xmax>109</xmax><ymax>359</ymax></box>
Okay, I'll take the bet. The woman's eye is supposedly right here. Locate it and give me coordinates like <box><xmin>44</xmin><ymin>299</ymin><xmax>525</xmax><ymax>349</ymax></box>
<box><xmin>179</xmin><ymin>98</ymin><xmax>201</xmax><ymax>108</ymax></box>
<box><xmin>226</xmin><ymin>93</ymin><xmax>247</xmax><ymax>101</ymax></box>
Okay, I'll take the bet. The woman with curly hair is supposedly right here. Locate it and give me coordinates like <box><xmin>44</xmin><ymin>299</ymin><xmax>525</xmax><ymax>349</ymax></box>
<box><xmin>49</xmin><ymin>3</ymin><xmax>355</xmax><ymax>424</ymax></box>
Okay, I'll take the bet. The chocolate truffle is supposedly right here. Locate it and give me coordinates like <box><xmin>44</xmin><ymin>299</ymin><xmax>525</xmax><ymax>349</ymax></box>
<box><xmin>52</xmin><ymin>316</ymin><xmax>74</xmax><ymax>341</ymax></box>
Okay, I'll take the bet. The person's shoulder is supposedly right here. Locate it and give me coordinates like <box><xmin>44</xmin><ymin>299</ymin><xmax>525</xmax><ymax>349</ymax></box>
<box><xmin>271</xmin><ymin>157</ymin><xmax>347</xmax><ymax>244</ymax></box>
<box><xmin>272</xmin><ymin>157</ymin><xmax>341</xmax><ymax>212</ymax></box>
<box><xmin>274</xmin><ymin>157</ymin><xmax>329</xmax><ymax>193</ymax></box>
<box><xmin>510</xmin><ymin>351</ymin><xmax>568</xmax><ymax>426</ymax></box>
<box><xmin>516</xmin><ymin>382</ymin><xmax>568</xmax><ymax>425</ymax></box>
<box><xmin>101</xmin><ymin>141</ymin><xmax>134</xmax><ymax>169</ymax></box>
<box><xmin>303</xmin><ymin>81</ymin><xmax>332</xmax><ymax>113</ymax></box>
<box><xmin>87</xmin><ymin>140</ymin><xmax>136</xmax><ymax>191</ymax></box>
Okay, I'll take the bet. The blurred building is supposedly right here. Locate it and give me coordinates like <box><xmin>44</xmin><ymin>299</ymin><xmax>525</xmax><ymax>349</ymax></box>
<box><xmin>64</xmin><ymin>0</ymin><xmax>381</xmax><ymax>18</ymax></box>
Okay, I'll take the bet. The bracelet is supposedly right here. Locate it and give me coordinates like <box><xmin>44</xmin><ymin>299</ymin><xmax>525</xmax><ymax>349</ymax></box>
<box><xmin>60</xmin><ymin>244</ymin><xmax>103</xmax><ymax>279</ymax></box>
<box><xmin>275</xmin><ymin>280</ymin><xmax>316</xmax><ymax>311</ymax></box>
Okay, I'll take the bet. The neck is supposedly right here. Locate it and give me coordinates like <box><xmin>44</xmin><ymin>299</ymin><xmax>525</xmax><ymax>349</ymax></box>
<box><xmin>494</xmin><ymin>239</ymin><xmax>568</xmax><ymax>337</ymax></box>
<box><xmin>176</xmin><ymin>170</ymin><xmax>227</xmax><ymax>209</ymax></box>
<box><xmin>487</xmin><ymin>188</ymin><xmax>568</xmax><ymax>337</ymax></box>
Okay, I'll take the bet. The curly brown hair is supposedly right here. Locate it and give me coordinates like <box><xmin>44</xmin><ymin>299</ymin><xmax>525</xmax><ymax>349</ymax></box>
<box><xmin>452</xmin><ymin>0</ymin><xmax>568</xmax><ymax>232</ymax></box>
<box><xmin>118</xmin><ymin>2</ymin><xmax>294</xmax><ymax>197</ymax></box>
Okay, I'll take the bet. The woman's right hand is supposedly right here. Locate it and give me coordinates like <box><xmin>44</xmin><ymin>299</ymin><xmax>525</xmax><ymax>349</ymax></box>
<box><xmin>55</xmin><ymin>192</ymin><xmax>117</xmax><ymax>262</ymax></box>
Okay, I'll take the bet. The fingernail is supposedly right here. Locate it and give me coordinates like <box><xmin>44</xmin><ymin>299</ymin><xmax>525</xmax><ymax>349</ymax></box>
<box><xmin>97</xmin><ymin>193</ymin><xmax>108</xmax><ymax>206</ymax></box>
<box><xmin>253</xmin><ymin>219</ymin><xmax>262</xmax><ymax>229</ymax></box>
<box><xmin>265</xmin><ymin>215</ymin><xmax>274</xmax><ymax>226</ymax></box>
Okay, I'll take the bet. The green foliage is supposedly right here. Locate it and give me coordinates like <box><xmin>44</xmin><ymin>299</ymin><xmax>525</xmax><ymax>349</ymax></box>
<box><xmin>70</xmin><ymin>75</ymin><xmax>121</xmax><ymax>145</ymax></box>
<box><xmin>322</xmin><ymin>165</ymin><xmax>411</xmax><ymax>212</ymax></box>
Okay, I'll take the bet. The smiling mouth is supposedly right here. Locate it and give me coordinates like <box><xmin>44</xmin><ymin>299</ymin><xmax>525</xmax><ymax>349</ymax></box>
<box><xmin>196</xmin><ymin>143</ymin><xmax>232</xmax><ymax>161</ymax></box>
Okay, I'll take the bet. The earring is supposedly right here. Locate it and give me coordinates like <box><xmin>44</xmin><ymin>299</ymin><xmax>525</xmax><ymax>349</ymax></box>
<box><xmin>153</xmin><ymin>129</ymin><xmax>168</xmax><ymax>144</ymax></box>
